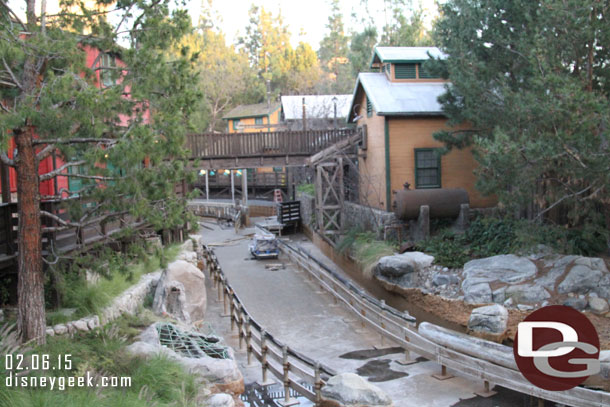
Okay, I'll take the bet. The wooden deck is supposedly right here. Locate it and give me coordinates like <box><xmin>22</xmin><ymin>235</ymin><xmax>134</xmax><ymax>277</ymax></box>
<box><xmin>186</xmin><ymin>128</ymin><xmax>359</xmax><ymax>169</ymax></box>
<box><xmin>0</xmin><ymin>182</ymin><xmax>189</xmax><ymax>274</ymax></box>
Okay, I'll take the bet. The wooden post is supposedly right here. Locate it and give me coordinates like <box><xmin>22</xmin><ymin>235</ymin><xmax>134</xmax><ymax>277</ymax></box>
<box><xmin>279</xmin><ymin>345</ymin><xmax>298</xmax><ymax>406</ymax></box>
<box><xmin>1</xmin><ymin>160</ymin><xmax>11</xmax><ymax>203</ymax></box>
<box><xmin>230</xmin><ymin>170</ymin><xmax>235</xmax><ymax>205</ymax></box>
<box><xmin>314</xmin><ymin>363</ymin><xmax>322</xmax><ymax>407</ymax></box>
<box><xmin>397</xmin><ymin>327</ymin><xmax>417</xmax><ymax>366</ymax></box>
<box><xmin>237</xmin><ymin>306</ymin><xmax>244</xmax><ymax>350</ymax></box>
<box><xmin>432</xmin><ymin>364</ymin><xmax>454</xmax><ymax>381</ymax></box>
<box><xmin>258</xmin><ymin>330</ymin><xmax>275</xmax><ymax>386</ymax></box>
<box><xmin>245</xmin><ymin>316</ymin><xmax>253</xmax><ymax>366</ymax></box>
<box><xmin>205</xmin><ymin>172</ymin><xmax>209</xmax><ymax>201</ymax></box>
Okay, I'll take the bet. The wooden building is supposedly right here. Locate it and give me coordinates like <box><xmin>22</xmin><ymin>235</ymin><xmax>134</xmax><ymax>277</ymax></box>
<box><xmin>222</xmin><ymin>102</ymin><xmax>282</xmax><ymax>133</ymax></box>
<box><xmin>348</xmin><ymin>46</ymin><xmax>496</xmax><ymax>212</ymax></box>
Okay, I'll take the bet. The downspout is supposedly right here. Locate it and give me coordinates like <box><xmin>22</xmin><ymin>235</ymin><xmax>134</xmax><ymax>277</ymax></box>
<box><xmin>384</xmin><ymin>117</ymin><xmax>391</xmax><ymax>212</ymax></box>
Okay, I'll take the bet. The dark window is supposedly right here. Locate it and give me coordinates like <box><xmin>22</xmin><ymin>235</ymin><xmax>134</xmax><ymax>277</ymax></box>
<box><xmin>255</xmin><ymin>117</ymin><xmax>264</xmax><ymax>125</ymax></box>
<box><xmin>394</xmin><ymin>63</ymin><xmax>416</xmax><ymax>79</ymax></box>
<box><xmin>415</xmin><ymin>149</ymin><xmax>441</xmax><ymax>188</ymax></box>
<box><xmin>366</xmin><ymin>97</ymin><xmax>373</xmax><ymax>117</ymax></box>
<box><xmin>418</xmin><ymin>63</ymin><xmax>439</xmax><ymax>79</ymax></box>
<box><xmin>232</xmin><ymin>119</ymin><xmax>240</xmax><ymax>130</ymax></box>
<box><xmin>100</xmin><ymin>53</ymin><xmax>116</xmax><ymax>87</ymax></box>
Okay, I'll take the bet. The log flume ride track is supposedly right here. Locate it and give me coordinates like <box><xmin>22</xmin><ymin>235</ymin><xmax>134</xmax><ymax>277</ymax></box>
<box><xmin>201</xmin><ymin>233</ymin><xmax>609</xmax><ymax>407</ymax></box>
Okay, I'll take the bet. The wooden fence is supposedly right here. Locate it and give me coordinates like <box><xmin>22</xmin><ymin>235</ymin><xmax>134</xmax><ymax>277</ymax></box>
<box><xmin>202</xmin><ymin>246</ymin><xmax>336</xmax><ymax>406</ymax></box>
<box><xmin>187</xmin><ymin>129</ymin><xmax>357</xmax><ymax>161</ymax></box>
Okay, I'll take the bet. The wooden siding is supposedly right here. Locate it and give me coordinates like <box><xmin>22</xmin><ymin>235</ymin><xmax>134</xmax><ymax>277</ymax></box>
<box><xmin>227</xmin><ymin>109</ymin><xmax>281</xmax><ymax>134</ymax></box>
<box><xmin>355</xmin><ymin>92</ymin><xmax>388</xmax><ymax>210</ymax></box>
<box><xmin>387</xmin><ymin>117</ymin><xmax>496</xmax><ymax>208</ymax></box>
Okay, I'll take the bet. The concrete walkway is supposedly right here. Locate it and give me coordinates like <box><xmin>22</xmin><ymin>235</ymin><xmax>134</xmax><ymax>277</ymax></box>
<box><xmin>199</xmin><ymin>223</ymin><xmax>523</xmax><ymax>407</ymax></box>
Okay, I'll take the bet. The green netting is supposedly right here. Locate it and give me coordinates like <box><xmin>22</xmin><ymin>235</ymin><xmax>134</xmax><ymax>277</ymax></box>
<box><xmin>156</xmin><ymin>323</ymin><xmax>229</xmax><ymax>359</ymax></box>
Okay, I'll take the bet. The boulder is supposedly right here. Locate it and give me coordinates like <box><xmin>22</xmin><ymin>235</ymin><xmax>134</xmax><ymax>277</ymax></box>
<box><xmin>463</xmin><ymin>255</ymin><xmax>537</xmax><ymax>285</ymax></box>
<box><xmin>588</xmin><ymin>297</ymin><xmax>609</xmax><ymax>315</ymax></box>
<box><xmin>374</xmin><ymin>252</ymin><xmax>434</xmax><ymax>283</ymax></box>
<box><xmin>557</xmin><ymin>257</ymin><xmax>607</xmax><ymax>294</ymax></box>
<box><xmin>492</xmin><ymin>287</ymin><xmax>506</xmax><ymax>304</ymax></box>
<box><xmin>207</xmin><ymin>393</ymin><xmax>235</xmax><ymax>407</ymax></box>
<box><xmin>468</xmin><ymin>304</ymin><xmax>508</xmax><ymax>338</ymax></box>
<box><xmin>152</xmin><ymin>260</ymin><xmax>206</xmax><ymax>324</ymax></box>
<box><xmin>432</xmin><ymin>274</ymin><xmax>459</xmax><ymax>287</ymax></box>
<box><xmin>595</xmin><ymin>274</ymin><xmax>610</xmax><ymax>300</ymax></box>
<box><xmin>462</xmin><ymin>281</ymin><xmax>492</xmax><ymax>304</ymax></box>
<box><xmin>563</xmin><ymin>297</ymin><xmax>587</xmax><ymax>311</ymax></box>
<box><xmin>537</xmin><ymin>255</ymin><xmax>578</xmax><ymax>290</ymax></box>
<box><xmin>320</xmin><ymin>373</ymin><xmax>392</xmax><ymax>407</ymax></box>
<box><xmin>505</xmin><ymin>284</ymin><xmax>550</xmax><ymax>304</ymax></box>
<box><xmin>177</xmin><ymin>250</ymin><xmax>198</xmax><ymax>266</ymax></box>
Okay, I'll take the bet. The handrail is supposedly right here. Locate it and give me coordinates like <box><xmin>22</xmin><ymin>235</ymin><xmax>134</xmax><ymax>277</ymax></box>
<box><xmin>201</xmin><ymin>245</ymin><xmax>334</xmax><ymax>406</ymax></box>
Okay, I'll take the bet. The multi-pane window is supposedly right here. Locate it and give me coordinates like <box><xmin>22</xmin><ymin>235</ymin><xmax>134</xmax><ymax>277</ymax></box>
<box><xmin>100</xmin><ymin>53</ymin><xmax>116</xmax><ymax>87</ymax></box>
<box><xmin>394</xmin><ymin>63</ymin><xmax>416</xmax><ymax>79</ymax></box>
<box><xmin>233</xmin><ymin>119</ymin><xmax>240</xmax><ymax>130</ymax></box>
<box><xmin>255</xmin><ymin>117</ymin><xmax>264</xmax><ymax>125</ymax></box>
<box><xmin>415</xmin><ymin>149</ymin><xmax>441</xmax><ymax>188</ymax></box>
<box><xmin>366</xmin><ymin>97</ymin><xmax>373</xmax><ymax>117</ymax></box>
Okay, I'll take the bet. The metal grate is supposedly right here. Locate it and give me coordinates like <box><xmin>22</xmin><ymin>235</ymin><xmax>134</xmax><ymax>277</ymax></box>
<box><xmin>156</xmin><ymin>323</ymin><xmax>229</xmax><ymax>359</ymax></box>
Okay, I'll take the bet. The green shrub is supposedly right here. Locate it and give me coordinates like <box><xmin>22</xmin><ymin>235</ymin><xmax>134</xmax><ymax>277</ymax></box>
<box><xmin>296</xmin><ymin>183</ymin><xmax>315</xmax><ymax>195</ymax></box>
<box><xmin>417</xmin><ymin>216</ymin><xmax>609</xmax><ymax>268</ymax></box>
<box><xmin>0</xmin><ymin>316</ymin><xmax>201</xmax><ymax>407</ymax></box>
<box><xmin>45</xmin><ymin>244</ymin><xmax>181</xmax><ymax>325</ymax></box>
<box><xmin>338</xmin><ymin>228</ymin><xmax>396</xmax><ymax>276</ymax></box>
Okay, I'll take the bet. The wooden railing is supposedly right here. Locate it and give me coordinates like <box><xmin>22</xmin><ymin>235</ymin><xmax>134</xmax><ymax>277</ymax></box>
<box><xmin>187</xmin><ymin>129</ymin><xmax>357</xmax><ymax>159</ymax></box>
<box><xmin>0</xmin><ymin>182</ymin><xmax>189</xmax><ymax>270</ymax></box>
<box><xmin>202</xmin><ymin>245</ymin><xmax>336</xmax><ymax>406</ymax></box>
<box><xmin>196</xmin><ymin>172</ymin><xmax>287</xmax><ymax>188</ymax></box>
<box><xmin>278</xmin><ymin>240</ymin><xmax>610</xmax><ymax>407</ymax></box>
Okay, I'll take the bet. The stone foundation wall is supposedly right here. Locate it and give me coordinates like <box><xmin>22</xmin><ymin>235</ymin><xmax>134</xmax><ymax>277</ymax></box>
<box><xmin>297</xmin><ymin>192</ymin><xmax>402</xmax><ymax>240</ymax></box>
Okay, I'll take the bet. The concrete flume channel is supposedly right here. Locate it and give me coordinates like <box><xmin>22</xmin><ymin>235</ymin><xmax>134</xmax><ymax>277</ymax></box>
<box><xmin>198</xmin><ymin>221</ymin><xmax>556</xmax><ymax>407</ymax></box>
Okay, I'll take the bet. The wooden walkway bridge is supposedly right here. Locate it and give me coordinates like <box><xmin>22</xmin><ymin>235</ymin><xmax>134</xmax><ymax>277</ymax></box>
<box><xmin>186</xmin><ymin>128</ymin><xmax>360</xmax><ymax>169</ymax></box>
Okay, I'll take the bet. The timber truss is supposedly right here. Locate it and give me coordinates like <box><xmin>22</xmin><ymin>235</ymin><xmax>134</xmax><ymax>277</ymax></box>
<box><xmin>312</xmin><ymin>127</ymin><xmax>364</xmax><ymax>243</ymax></box>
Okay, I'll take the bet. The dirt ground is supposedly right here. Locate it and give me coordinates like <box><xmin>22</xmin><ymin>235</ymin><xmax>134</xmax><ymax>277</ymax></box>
<box><xmin>404</xmin><ymin>289</ymin><xmax>610</xmax><ymax>349</ymax></box>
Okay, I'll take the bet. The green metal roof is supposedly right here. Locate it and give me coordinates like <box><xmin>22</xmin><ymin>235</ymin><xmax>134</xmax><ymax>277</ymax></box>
<box><xmin>369</xmin><ymin>46</ymin><xmax>445</xmax><ymax>68</ymax></box>
<box><xmin>222</xmin><ymin>102</ymin><xmax>281</xmax><ymax>120</ymax></box>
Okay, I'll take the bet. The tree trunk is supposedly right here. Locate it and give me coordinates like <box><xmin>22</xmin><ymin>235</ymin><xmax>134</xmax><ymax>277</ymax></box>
<box><xmin>16</xmin><ymin>128</ymin><xmax>45</xmax><ymax>344</ymax></box>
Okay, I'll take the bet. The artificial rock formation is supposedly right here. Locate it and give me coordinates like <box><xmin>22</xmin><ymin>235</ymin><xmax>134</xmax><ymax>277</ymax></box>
<box><xmin>320</xmin><ymin>373</ymin><xmax>393</xmax><ymax>407</ymax></box>
<box><xmin>153</xmin><ymin>260</ymin><xmax>207</xmax><ymax>324</ymax></box>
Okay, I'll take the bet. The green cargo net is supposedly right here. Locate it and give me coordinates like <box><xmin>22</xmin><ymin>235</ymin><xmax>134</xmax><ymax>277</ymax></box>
<box><xmin>156</xmin><ymin>323</ymin><xmax>229</xmax><ymax>359</ymax></box>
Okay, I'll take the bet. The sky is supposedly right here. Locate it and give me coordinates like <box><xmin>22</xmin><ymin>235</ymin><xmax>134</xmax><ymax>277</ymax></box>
<box><xmin>196</xmin><ymin>0</ymin><xmax>440</xmax><ymax>49</ymax></box>
<box><xmin>7</xmin><ymin>0</ymin><xmax>440</xmax><ymax>50</ymax></box>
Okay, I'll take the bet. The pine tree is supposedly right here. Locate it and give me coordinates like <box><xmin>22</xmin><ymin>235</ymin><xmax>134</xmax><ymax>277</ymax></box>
<box><xmin>0</xmin><ymin>0</ymin><xmax>198</xmax><ymax>343</ymax></box>
<box><xmin>432</xmin><ymin>0</ymin><xmax>610</xmax><ymax>231</ymax></box>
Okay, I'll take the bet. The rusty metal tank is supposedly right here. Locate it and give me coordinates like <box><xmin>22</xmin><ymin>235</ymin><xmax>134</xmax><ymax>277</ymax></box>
<box><xmin>393</xmin><ymin>188</ymin><xmax>469</xmax><ymax>220</ymax></box>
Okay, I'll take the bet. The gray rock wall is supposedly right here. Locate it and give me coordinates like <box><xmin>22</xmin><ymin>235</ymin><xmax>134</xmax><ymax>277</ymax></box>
<box><xmin>297</xmin><ymin>191</ymin><xmax>400</xmax><ymax>240</ymax></box>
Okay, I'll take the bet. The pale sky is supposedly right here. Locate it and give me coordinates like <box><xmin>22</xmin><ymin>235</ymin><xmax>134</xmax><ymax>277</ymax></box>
<box><xmin>197</xmin><ymin>0</ymin><xmax>440</xmax><ymax>49</ymax></box>
<box><xmin>7</xmin><ymin>0</ymin><xmax>440</xmax><ymax>50</ymax></box>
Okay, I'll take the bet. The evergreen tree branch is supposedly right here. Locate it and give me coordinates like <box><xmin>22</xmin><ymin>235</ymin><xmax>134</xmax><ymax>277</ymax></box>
<box><xmin>35</xmin><ymin>144</ymin><xmax>55</xmax><ymax>162</ymax></box>
<box><xmin>2</xmin><ymin>57</ymin><xmax>23</xmax><ymax>90</ymax></box>
<box><xmin>39</xmin><ymin>160</ymin><xmax>86</xmax><ymax>181</ymax></box>
<box><xmin>0</xmin><ymin>152</ymin><xmax>15</xmax><ymax>167</ymax></box>
<box><xmin>32</xmin><ymin>138</ymin><xmax>117</xmax><ymax>145</ymax></box>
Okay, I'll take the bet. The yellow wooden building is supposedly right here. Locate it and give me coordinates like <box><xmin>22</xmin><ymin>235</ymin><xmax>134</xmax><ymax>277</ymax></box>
<box><xmin>222</xmin><ymin>102</ymin><xmax>281</xmax><ymax>133</ymax></box>
<box><xmin>348</xmin><ymin>46</ymin><xmax>496</xmax><ymax>211</ymax></box>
